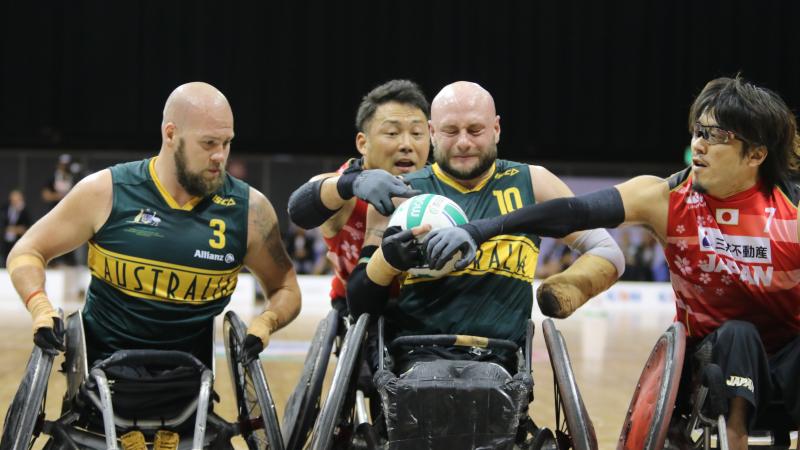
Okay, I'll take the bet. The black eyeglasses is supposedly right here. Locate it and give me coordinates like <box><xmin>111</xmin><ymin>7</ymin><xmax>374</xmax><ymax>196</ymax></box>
<box><xmin>692</xmin><ymin>122</ymin><xmax>754</xmax><ymax>146</ymax></box>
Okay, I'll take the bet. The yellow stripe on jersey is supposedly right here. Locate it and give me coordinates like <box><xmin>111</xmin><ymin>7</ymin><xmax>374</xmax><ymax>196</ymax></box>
<box><xmin>432</xmin><ymin>162</ymin><xmax>496</xmax><ymax>194</ymax></box>
<box><xmin>88</xmin><ymin>242</ymin><xmax>242</xmax><ymax>304</ymax></box>
<box><xmin>148</xmin><ymin>157</ymin><xmax>203</xmax><ymax>211</ymax></box>
<box><xmin>403</xmin><ymin>234</ymin><xmax>539</xmax><ymax>285</ymax></box>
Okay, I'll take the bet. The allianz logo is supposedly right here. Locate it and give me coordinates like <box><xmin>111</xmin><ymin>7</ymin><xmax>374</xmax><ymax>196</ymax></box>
<box><xmin>194</xmin><ymin>249</ymin><xmax>235</xmax><ymax>264</ymax></box>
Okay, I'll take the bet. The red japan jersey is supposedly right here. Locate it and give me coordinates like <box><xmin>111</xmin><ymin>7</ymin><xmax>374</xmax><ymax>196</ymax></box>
<box><xmin>323</xmin><ymin>159</ymin><xmax>368</xmax><ymax>300</ymax></box>
<box><xmin>665</xmin><ymin>167</ymin><xmax>800</xmax><ymax>353</ymax></box>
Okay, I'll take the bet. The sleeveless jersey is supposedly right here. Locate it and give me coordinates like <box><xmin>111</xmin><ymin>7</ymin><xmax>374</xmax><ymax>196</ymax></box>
<box><xmin>83</xmin><ymin>157</ymin><xmax>249</xmax><ymax>366</ymax></box>
<box><xmin>665</xmin><ymin>167</ymin><xmax>800</xmax><ymax>354</ymax></box>
<box><xmin>391</xmin><ymin>160</ymin><xmax>541</xmax><ymax>347</ymax></box>
<box><xmin>323</xmin><ymin>159</ymin><xmax>369</xmax><ymax>300</ymax></box>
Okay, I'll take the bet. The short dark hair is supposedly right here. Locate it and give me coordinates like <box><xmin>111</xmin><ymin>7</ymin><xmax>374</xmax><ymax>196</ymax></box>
<box><xmin>355</xmin><ymin>79</ymin><xmax>430</xmax><ymax>132</ymax></box>
<box><xmin>688</xmin><ymin>76</ymin><xmax>800</xmax><ymax>189</ymax></box>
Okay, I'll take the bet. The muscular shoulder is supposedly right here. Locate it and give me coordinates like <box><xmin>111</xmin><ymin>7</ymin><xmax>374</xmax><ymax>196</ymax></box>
<box><xmin>247</xmin><ymin>187</ymin><xmax>277</xmax><ymax>227</ymax></box>
<box><xmin>73</xmin><ymin>169</ymin><xmax>113</xmax><ymax>204</ymax></box>
<box><xmin>528</xmin><ymin>164</ymin><xmax>573</xmax><ymax>202</ymax></box>
<box><xmin>62</xmin><ymin>169</ymin><xmax>113</xmax><ymax>233</ymax></box>
<box><xmin>310</xmin><ymin>171</ymin><xmax>339</xmax><ymax>182</ymax></box>
<box><xmin>615</xmin><ymin>175</ymin><xmax>670</xmax><ymax>235</ymax></box>
<box><xmin>245</xmin><ymin>187</ymin><xmax>293</xmax><ymax>271</ymax></box>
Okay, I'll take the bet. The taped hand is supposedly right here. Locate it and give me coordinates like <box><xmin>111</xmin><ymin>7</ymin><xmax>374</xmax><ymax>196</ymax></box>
<box><xmin>240</xmin><ymin>311</ymin><xmax>278</xmax><ymax>365</ymax></box>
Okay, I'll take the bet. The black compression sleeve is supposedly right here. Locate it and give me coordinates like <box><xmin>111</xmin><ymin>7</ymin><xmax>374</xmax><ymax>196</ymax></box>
<box><xmin>336</xmin><ymin>159</ymin><xmax>364</xmax><ymax>200</ymax></box>
<box><xmin>346</xmin><ymin>245</ymin><xmax>390</xmax><ymax>318</ymax></box>
<box><xmin>287</xmin><ymin>178</ymin><xmax>337</xmax><ymax>229</ymax></box>
<box><xmin>336</xmin><ymin>171</ymin><xmax>359</xmax><ymax>200</ymax></box>
<box><xmin>462</xmin><ymin>187</ymin><xmax>626</xmax><ymax>245</ymax></box>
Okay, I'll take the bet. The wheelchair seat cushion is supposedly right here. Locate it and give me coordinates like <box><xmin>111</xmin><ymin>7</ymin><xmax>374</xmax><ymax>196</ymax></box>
<box><xmin>374</xmin><ymin>360</ymin><xmax>532</xmax><ymax>450</ymax></box>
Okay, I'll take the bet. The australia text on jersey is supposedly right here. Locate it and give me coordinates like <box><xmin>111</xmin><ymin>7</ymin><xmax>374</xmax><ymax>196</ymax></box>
<box><xmin>88</xmin><ymin>242</ymin><xmax>241</xmax><ymax>304</ymax></box>
<box><xmin>697</xmin><ymin>226</ymin><xmax>773</xmax><ymax>286</ymax></box>
<box><xmin>405</xmin><ymin>234</ymin><xmax>538</xmax><ymax>284</ymax></box>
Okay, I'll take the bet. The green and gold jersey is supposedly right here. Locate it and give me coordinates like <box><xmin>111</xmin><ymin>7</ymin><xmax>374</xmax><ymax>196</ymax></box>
<box><xmin>83</xmin><ymin>157</ymin><xmax>249</xmax><ymax>365</ymax></box>
<box><xmin>391</xmin><ymin>159</ymin><xmax>540</xmax><ymax>347</ymax></box>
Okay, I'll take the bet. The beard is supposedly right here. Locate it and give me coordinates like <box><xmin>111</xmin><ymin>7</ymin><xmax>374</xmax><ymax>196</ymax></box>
<box><xmin>691</xmin><ymin>182</ymin><xmax>707</xmax><ymax>194</ymax></box>
<box><xmin>690</xmin><ymin>174</ymin><xmax>707</xmax><ymax>194</ymax></box>
<box><xmin>174</xmin><ymin>139</ymin><xmax>225</xmax><ymax>197</ymax></box>
<box><xmin>434</xmin><ymin>142</ymin><xmax>498</xmax><ymax>181</ymax></box>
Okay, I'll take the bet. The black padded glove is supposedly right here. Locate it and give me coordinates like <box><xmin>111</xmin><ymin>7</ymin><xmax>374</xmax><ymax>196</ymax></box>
<box><xmin>34</xmin><ymin>316</ymin><xmax>65</xmax><ymax>353</ymax></box>
<box><xmin>239</xmin><ymin>334</ymin><xmax>264</xmax><ymax>366</ymax></box>
<box><xmin>381</xmin><ymin>226</ymin><xmax>426</xmax><ymax>271</ymax></box>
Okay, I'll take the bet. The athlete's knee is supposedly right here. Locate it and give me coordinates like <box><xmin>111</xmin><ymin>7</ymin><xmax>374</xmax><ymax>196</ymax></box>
<box><xmin>716</xmin><ymin>320</ymin><xmax>760</xmax><ymax>343</ymax></box>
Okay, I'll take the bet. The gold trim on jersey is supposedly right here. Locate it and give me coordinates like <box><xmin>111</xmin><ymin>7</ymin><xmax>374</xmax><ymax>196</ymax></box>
<box><xmin>148</xmin><ymin>157</ymin><xmax>203</xmax><ymax>211</ymax></box>
<box><xmin>88</xmin><ymin>242</ymin><xmax>242</xmax><ymax>304</ymax></box>
<box><xmin>403</xmin><ymin>234</ymin><xmax>539</xmax><ymax>285</ymax></box>
<box><xmin>431</xmin><ymin>162</ymin><xmax>497</xmax><ymax>194</ymax></box>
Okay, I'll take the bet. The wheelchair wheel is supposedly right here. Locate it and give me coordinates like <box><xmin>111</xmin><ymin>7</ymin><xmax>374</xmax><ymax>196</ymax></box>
<box><xmin>224</xmin><ymin>311</ymin><xmax>285</xmax><ymax>450</ymax></box>
<box><xmin>528</xmin><ymin>427</ymin><xmax>558</xmax><ymax>450</ymax></box>
<box><xmin>542</xmin><ymin>319</ymin><xmax>597</xmax><ymax>450</ymax></box>
<box><xmin>0</xmin><ymin>345</ymin><xmax>56</xmax><ymax>450</ymax></box>
<box><xmin>282</xmin><ymin>309</ymin><xmax>338</xmax><ymax>450</ymax></box>
<box><xmin>309</xmin><ymin>313</ymin><xmax>370</xmax><ymax>450</ymax></box>
<box><xmin>618</xmin><ymin>322</ymin><xmax>685</xmax><ymax>450</ymax></box>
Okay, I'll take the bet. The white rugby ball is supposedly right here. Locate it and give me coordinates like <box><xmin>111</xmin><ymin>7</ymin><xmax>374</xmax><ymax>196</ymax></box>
<box><xmin>388</xmin><ymin>193</ymin><xmax>469</xmax><ymax>278</ymax></box>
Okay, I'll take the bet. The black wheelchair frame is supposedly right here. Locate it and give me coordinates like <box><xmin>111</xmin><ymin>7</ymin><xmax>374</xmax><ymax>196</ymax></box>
<box><xmin>0</xmin><ymin>309</ymin><xmax>341</xmax><ymax>450</ymax></box>
<box><xmin>308</xmin><ymin>314</ymin><xmax>598</xmax><ymax>450</ymax></box>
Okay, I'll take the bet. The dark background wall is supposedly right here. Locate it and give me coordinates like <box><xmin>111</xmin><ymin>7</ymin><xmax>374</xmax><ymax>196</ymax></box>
<box><xmin>2</xmin><ymin>1</ymin><xmax>799</xmax><ymax>164</ymax></box>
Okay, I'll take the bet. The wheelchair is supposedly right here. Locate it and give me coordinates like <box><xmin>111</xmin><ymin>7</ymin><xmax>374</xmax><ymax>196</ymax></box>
<box><xmin>618</xmin><ymin>322</ymin><xmax>797</xmax><ymax>450</ymax></box>
<box><xmin>0</xmin><ymin>308</ymin><xmax>340</xmax><ymax>450</ymax></box>
<box><xmin>309</xmin><ymin>314</ymin><xmax>598</xmax><ymax>450</ymax></box>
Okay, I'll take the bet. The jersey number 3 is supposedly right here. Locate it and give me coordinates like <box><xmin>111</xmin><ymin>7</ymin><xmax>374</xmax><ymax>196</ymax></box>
<box><xmin>209</xmin><ymin>219</ymin><xmax>226</xmax><ymax>249</ymax></box>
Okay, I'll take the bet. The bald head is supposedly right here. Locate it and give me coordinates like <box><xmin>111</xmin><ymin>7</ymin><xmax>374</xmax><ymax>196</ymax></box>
<box><xmin>429</xmin><ymin>81</ymin><xmax>501</xmax><ymax>185</ymax></box>
<box><xmin>431</xmin><ymin>81</ymin><xmax>496</xmax><ymax>123</ymax></box>
<box><xmin>162</xmin><ymin>82</ymin><xmax>232</xmax><ymax>130</ymax></box>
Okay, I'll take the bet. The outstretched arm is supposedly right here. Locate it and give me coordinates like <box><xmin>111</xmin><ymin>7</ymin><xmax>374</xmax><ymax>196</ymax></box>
<box><xmin>8</xmin><ymin>169</ymin><xmax>113</xmax><ymax>351</ymax></box>
<box><xmin>460</xmin><ymin>174</ymin><xmax>669</xmax><ymax>247</ymax></box>
<box><xmin>241</xmin><ymin>188</ymin><xmax>302</xmax><ymax>363</ymax></box>
<box><xmin>424</xmin><ymin>174</ymin><xmax>671</xmax><ymax>317</ymax></box>
<box><xmin>288</xmin><ymin>164</ymin><xmax>420</xmax><ymax>232</ymax></box>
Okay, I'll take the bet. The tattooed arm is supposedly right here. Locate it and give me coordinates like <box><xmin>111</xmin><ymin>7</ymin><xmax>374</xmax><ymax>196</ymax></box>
<box><xmin>243</xmin><ymin>188</ymin><xmax>302</xmax><ymax>332</ymax></box>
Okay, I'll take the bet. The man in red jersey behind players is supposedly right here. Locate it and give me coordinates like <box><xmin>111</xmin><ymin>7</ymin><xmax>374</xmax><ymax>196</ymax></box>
<box><xmin>288</xmin><ymin>80</ymin><xmax>430</xmax><ymax>316</ymax></box>
<box><xmin>423</xmin><ymin>76</ymin><xmax>800</xmax><ymax>448</ymax></box>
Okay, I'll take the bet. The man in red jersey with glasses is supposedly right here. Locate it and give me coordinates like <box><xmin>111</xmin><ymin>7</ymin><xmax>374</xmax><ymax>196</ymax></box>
<box><xmin>423</xmin><ymin>76</ymin><xmax>800</xmax><ymax>448</ymax></box>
